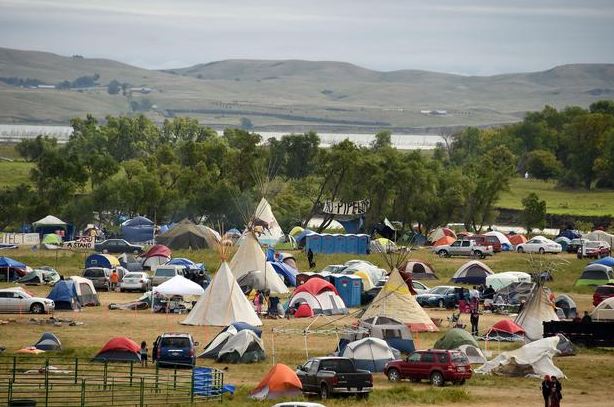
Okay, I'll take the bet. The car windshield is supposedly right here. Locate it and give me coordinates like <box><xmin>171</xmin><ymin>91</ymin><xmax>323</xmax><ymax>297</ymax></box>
<box><xmin>84</xmin><ymin>269</ymin><xmax>105</xmax><ymax>278</ymax></box>
<box><xmin>125</xmin><ymin>273</ymin><xmax>144</xmax><ymax>279</ymax></box>
<box><xmin>160</xmin><ymin>337</ymin><xmax>191</xmax><ymax>348</ymax></box>
<box><xmin>430</xmin><ymin>287</ymin><xmax>449</xmax><ymax>294</ymax></box>
<box><xmin>155</xmin><ymin>268</ymin><xmax>176</xmax><ymax>277</ymax></box>
<box><xmin>319</xmin><ymin>359</ymin><xmax>355</xmax><ymax>373</ymax></box>
<box><xmin>585</xmin><ymin>242</ymin><xmax>600</xmax><ymax>248</ymax></box>
<box><xmin>450</xmin><ymin>352</ymin><xmax>469</xmax><ymax>364</ymax></box>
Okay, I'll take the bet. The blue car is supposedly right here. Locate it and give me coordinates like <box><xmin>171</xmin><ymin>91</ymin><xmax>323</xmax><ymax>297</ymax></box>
<box><xmin>416</xmin><ymin>286</ymin><xmax>459</xmax><ymax>308</ymax></box>
<box><xmin>154</xmin><ymin>333</ymin><xmax>198</xmax><ymax>368</ymax></box>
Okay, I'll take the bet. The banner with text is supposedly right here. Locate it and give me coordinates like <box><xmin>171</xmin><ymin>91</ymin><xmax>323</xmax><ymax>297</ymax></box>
<box><xmin>0</xmin><ymin>233</ymin><xmax>40</xmax><ymax>246</ymax></box>
<box><xmin>63</xmin><ymin>236</ymin><xmax>95</xmax><ymax>250</ymax></box>
<box><xmin>321</xmin><ymin>199</ymin><xmax>370</xmax><ymax>216</ymax></box>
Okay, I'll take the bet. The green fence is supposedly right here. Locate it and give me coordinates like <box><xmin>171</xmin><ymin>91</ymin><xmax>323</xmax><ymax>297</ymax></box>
<box><xmin>0</xmin><ymin>356</ymin><xmax>223</xmax><ymax>406</ymax></box>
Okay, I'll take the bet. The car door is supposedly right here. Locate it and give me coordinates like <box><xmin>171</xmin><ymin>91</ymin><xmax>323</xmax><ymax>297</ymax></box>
<box><xmin>419</xmin><ymin>352</ymin><xmax>435</xmax><ymax>379</ymax></box>
<box><xmin>0</xmin><ymin>292</ymin><xmax>10</xmax><ymax>313</ymax></box>
<box><xmin>448</xmin><ymin>241</ymin><xmax>461</xmax><ymax>255</ymax></box>
<box><xmin>460</xmin><ymin>240</ymin><xmax>471</xmax><ymax>254</ymax></box>
<box><xmin>402</xmin><ymin>352</ymin><xmax>422</xmax><ymax>378</ymax></box>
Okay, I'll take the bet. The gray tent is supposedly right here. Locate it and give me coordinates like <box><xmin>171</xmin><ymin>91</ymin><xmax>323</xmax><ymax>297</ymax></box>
<box><xmin>555</xmin><ymin>294</ymin><xmax>577</xmax><ymax>319</ymax></box>
<box><xmin>35</xmin><ymin>332</ymin><xmax>62</xmax><ymax>351</ymax></box>
<box><xmin>18</xmin><ymin>268</ymin><xmax>60</xmax><ymax>286</ymax></box>
<box><xmin>156</xmin><ymin>219</ymin><xmax>209</xmax><ymax>250</ymax></box>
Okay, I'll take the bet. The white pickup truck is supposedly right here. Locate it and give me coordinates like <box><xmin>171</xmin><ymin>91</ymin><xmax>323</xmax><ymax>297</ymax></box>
<box><xmin>433</xmin><ymin>240</ymin><xmax>494</xmax><ymax>259</ymax></box>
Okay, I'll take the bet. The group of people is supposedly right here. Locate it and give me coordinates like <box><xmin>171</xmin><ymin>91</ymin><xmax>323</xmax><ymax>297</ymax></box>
<box><xmin>541</xmin><ymin>375</ymin><xmax>563</xmax><ymax>407</ymax></box>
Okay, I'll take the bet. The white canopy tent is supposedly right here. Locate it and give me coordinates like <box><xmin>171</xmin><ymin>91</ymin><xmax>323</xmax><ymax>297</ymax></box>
<box><xmin>153</xmin><ymin>275</ymin><xmax>205</xmax><ymax>297</ymax></box>
<box><xmin>486</xmin><ymin>272</ymin><xmax>532</xmax><ymax>291</ymax></box>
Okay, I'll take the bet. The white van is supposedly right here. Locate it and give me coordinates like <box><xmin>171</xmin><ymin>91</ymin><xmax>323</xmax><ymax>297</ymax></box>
<box><xmin>152</xmin><ymin>265</ymin><xmax>186</xmax><ymax>286</ymax></box>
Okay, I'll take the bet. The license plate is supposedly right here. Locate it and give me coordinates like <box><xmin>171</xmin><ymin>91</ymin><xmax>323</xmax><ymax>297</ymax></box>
<box><xmin>458</xmin><ymin>367</ymin><xmax>466</xmax><ymax>371</ymax></box>
<box><xmin>349</xmin><ymin>387</ymin><xmax>358</xmax><ymax>391</ymax></box>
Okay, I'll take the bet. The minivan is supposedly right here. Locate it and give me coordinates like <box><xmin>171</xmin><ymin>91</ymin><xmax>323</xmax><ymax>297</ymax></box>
<box><xmin>151</xmin><ymin>265</ymin><xmax>185</xmax><ymax>286</ymax></box>
<box><xmin>82</xmin><ymin>267</ymin><xmax>112</xmax><ymax>291</ymax></box>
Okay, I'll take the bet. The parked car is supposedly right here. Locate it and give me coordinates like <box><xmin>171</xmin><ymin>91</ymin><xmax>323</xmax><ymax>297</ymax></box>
<box><xmin>151</xmin><ymin>265</ymin><xmax>186</xmax><ymax>286</ymax></box>
<box><xmin>471</xmin><ymin>235</ymin><xmax>502</xmax><ymax>252</ymax></box>
<box><xmin>567</xmin><ymin>238</ymin><xmax>589</xmax><ymax>254</ymax></box>
<box><xmin>154</xmin><ymin>333</ymin><xmax>198</xmax><ymax>368</ymax></box>
<box><xmin>516</xmin><ymin>236</ymin><xmax>562</xmax><ymax>254</ymax></box>
<box><xmin>577</xmin><ymin>241</ymin><xmax>611</xmax><ymax>259</ymax></box>
<box><xmin>362</xmin><ymin>280</ymin><xmax>429</xmax><ymax>304</ymax></box>
<box><xmin>296</xmin><ymin>357</ymin><xmax>373</xmax><ymax>400</ymax></box>
<box><xmin>321</xmin><ymin>265</ymin><xmax>347</xmax><ymax>274</ymax></box>
<box><xmin>433</xmin><ymin>240</ymin><xmax>493</xmax><ymax>259</ymax></box>
<box><xmin>412</xmin><ymin>281</ymin><xmax>430</xmax><ymax>294</ymax></box>
<box><xmin>82</xmin><ymin>267</ymin><xmax>112</xmax><ymax>291</ymax></box>
<box><xmin>384</xmin><ymin>349</ymin><xmax>472</xmax><ymax>386</ymax></box>
<box><xmin>593</xmin><ymin>284</ymin><xmax>614</xmax><ymax>306</ymax></box>
<box><xmin>0</xmin><ymin>288</ymin><xmax>55</xmax><ymax>314</ymax></box>
<box><xmin>416</xmin><ymin>286</ymin><xmax>459</xmax><ymax>308</ymax></box>
<box><xmin>120</xmin><ymin>272</ymin><xmax>152</xmax><ymax>292</ymax></box>
<box><xmin>94</xmin><ymin>239</ymin><xmax>144</xmax><ymax>254</ymax></box>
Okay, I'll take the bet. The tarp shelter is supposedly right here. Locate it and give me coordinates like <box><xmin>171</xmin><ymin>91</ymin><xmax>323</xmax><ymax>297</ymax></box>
<box><xmin>34</xmin><ymin>332</ymin><xmax>62</xmax><ymax>351</ymax></box>
<box><xmin>400</xmin><ymin>259</ymin><xmax>438</xmax><ymax>280</ymax></box>
<box><xmin>434</xmin><ymin>328</ymin><xmax>479</xmax><ymax>350</ymax></box>
<box><xmin>121</xmin><ymin>216</ymin><xmax>154</xmax><ymax>243</ymax></box>
<box><xmin>0</xmin><ymin>256</ymin><xmax>27</xmax><ymax>282</ymax></box>
<box><xmin>18</xmin><ymin>268</ymin><xmax>60</xmax><ymax>285</ymax></box>
<box><xmin>485</xmin><ymin>319</ymin><xmax>526</xmax><ymax>341</ymax></box>
<box><xmin>338</xmin><ymin>217</ymin><xmax>364</xmax><ymax>234</ymax></box>
<box><xmin>485</xmin><ymin>272</ymin><xmax>531</xmax><ymax>291</ymax></box>
<box><xmin>154</xmin><ymin>275</ymin><xmax>205</xmax><ymax>297</ymax></box>
<box><xmin>42</xmin><ymin>234</ymin><xmax>62</xmax><ymax>246</ymax></box>
<box><xmin>200</xmin><ymin>322</ymin><xmax>262</xmax><ymax>359</ymax></box>
<box><xmin>250</xmin><ymin>363</ymin><xmax>302</xmax><ymax>400</ymax></box>
<box><xmin>216</xmin><ymin>330</ymin><xmax>265</xmax><ymax>363</ymax></box>
<box><xmin>428</xmin><ymin>227</ymin><xmax>457</xmax><ymax>243</ymax></box>
<box><xmin>515</xmin><ymin>284</ymin><xmax>558</xmax><ymax>341</ymax></box>
<box><xmin>288</xmin><ymin>278</ymin><xmax>347</xmax><ymax>315</ymax></box>
<box><xmin>507</xmin><ymin>234</ymin><xmax>527</xmax><ymax>246</ymax></box>
<box><xmin>558</xmin><ymin>229</ymin><xmax>581</xmax><ymax>240</ymax></box>
<box><xmin>495</xmin><ymin>282</ymin><xmax>535</xmax><ymax>304</ymax></box>
<box><xmin>554</xmin><ymin>294</ymin><xmax>577</xmax><ymax>319</ymax></box>
<box><xmin>182</xmin><ymin>261</ymin><xmax>262</xmax><ymax>327</ymax></box>
<box><xmin>591</xmin><ymin>297</ymin><xmax>614</xmax><ymax>321</ymax></box>
<box><xmin>452</xmin><ymin>261</ymin><xmax>494</xmax><ymax>285</ymax></box>
<box><xmin>575</xmin><ymin>264</ymin><xmax>614</xmax><ymax>286</ymax></box>
<box><xmin>350</xmin><ymin>316</ymin><xmax>415</xmax><ymax>353</ymax></box>
<box><xmin>592</xmin><ymin>256</ymin><xmax>614</xmax><ymax>267</ymax></box>
<box><xmin>93</xmin><ymin>337</ymin><xmax>141</xmax><ymax>362</ymax></box>
<box><xmin>268</xmin><ymin>261</ymin><xmax>298</xmax><ymax>286</ymax></box>
<box><xmin>361</xmin><ymin>268</ymin><xmax>438</xmax><ymax>332</ymax></box>
<box><xmin>341</xmin><ymin>337</ymin><xmax>400</xmax><ymax>372</ymax></box>
<box><xmin>85</xmin><ymin>253</ymin><xmax>120</xmax><ymax>269</ymax></box>
<box><xmin>142</xmin><ymin>244</ymin><xmax>172</xmax><ymax>269</ymax></box>
<box><xmin>252</xmin><ymin>197</ymin><xmax>284</xmax><ymax>246</ymax></box>
<box><xmin>485</xmin><ymin>231</ymin><xmax>513</xmax><ymax>251</ymax></box>
<box><xmin>156</xmin><ymin>219</ymin><xmax>210</xmax><ymax>250</ymax></box>
<box><xmin>475</xmin><ymin>336</ymin><xmax>566</xmax><ymax>378</ymax></box>
<box><xmin>433</xmin><ymin>236</ymin><xmax>456</xmax><ymax>247</ymax></box>
<box><xmin>554</xmin><ymin>236</ymin><xmax>571</xmax><ymax>251</ymax></box>
<box><xmin>305</xmin><ymin>233</ymin><xmax>370</xmax><ymax>255</ymax></box>
<box><xmin>584</xmin><ymin>230</ymin><xmax>614</xmax><ymax>247</ymax></box>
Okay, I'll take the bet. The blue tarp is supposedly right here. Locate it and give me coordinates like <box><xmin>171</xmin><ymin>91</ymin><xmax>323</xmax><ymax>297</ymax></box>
<box><xmin>558</xmin><ymin>229</ymin><xmax>581</xmax><ymax>240</ymax></box>
<box><xmin>167</xmin><ymin>258</ymin><xmax>206</xmax><ymax>272</ymax></box>
<box><xmin>120</xmin><ymin>216</ymin><xmax>154</xmax><ymax>243</ymax></box>
<box><xmin>338</xmin><ymin>217</ymin><xmax>364</xmax><ymax>234</ymax></box>
<box><xmin>269</xmin><ymin>261</ymin><xmax>298</xmax><ymax>286</ymax></box>
<box><xmin>592</xmin><ymin>256</ymin><xmax>614</xmax><ymax>267</ymax></box>
<box><xmin>0</xmin><ymin>256</ymin><xmax>26</xmax><ymax>268</ymax></box>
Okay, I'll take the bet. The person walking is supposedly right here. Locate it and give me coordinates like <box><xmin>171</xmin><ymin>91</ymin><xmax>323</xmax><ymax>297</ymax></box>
<box><xmin>254</xmin><ymin>290</ymin><xmax>262</xmax><ymax>314</ymax></box>
<box><xmin>541</xmin><ymin>375</ymin><xmax>552</xmax><ymax>407</ymax></box>
<box><xmin>109</xmin><ymin>269</ymin><xmax>119</xmax><ymax>291</ymax></box>
<box><xmin>470</xmin><ymin>302</ymin><xmax>480</xmax><ymax>336</ymax></box>
<box><xmin>307</xmin><ymin>248</ymin><xmax>315</xmax><ymax>269</ymax></box>
<box><xmin>550</xmin><ymin>377</ymin><xmax>562</xmax><ymax>407</ymax></box>
<box><xmin>140</xmin><ymin>341</ymin><xmax>148</xmax><ymax>367</ymax></box>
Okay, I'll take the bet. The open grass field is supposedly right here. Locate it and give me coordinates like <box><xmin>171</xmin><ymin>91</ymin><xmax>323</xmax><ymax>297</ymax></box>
<box><xmin>1</xmin><ymin>247</ymin><xmax>612</xmax><ymax>406</ymax></box>
<box><xmin>497</xmin><ymin>178</ymin><xmax>614</xmax><ymax>217</ymax></box>
<box><xmin>0</xmin><ymin>160</ymin><xmax>33</xmax><ymax>188</ymax></box>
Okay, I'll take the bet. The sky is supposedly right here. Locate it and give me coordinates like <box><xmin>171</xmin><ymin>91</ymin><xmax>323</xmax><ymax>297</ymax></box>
<box><xmin>1</xmin><ymin>0</ymin><xmax>613</xmax><ymax>75</ymax></box>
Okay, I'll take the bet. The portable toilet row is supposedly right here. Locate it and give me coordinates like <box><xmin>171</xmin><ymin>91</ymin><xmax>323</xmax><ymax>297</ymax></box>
<box><xmin>305</xmin><ymin>234</ymin><xmax>370</xmax><ymax>255</ymax></box>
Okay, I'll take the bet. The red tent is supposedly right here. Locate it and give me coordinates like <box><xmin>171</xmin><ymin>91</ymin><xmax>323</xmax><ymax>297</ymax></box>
<box><xmin>294</xmin><ymin>303</ymin><xmax>314</xmax><ymax>318</ymax></box>
<box><xmin>507</xmin><ymin>234</ymin><xmax>527</xmax><ymax>246</ymax></box>
<box><xmin>293</xmin><ymin>277</ymin><xmax>338</xmax><ymax>296</ymax></box>
<box><xmin>433</xmin><ymin>236</ymin><xmax>456</xmax><ymax>247</ymax></box>
<box><xmin>93</xmin><ymin>337</ymin><xmax>141</xmax><ymax>362</ymax></box>
<box><xmin>488</xmin><ymin>319</ymin><xmax>525</xmax><ymax>335</ymax></box>
<box><xmin>143</xmin><ymin>244</ymin><xmax>172</xmax><ymax>259</ymax></box>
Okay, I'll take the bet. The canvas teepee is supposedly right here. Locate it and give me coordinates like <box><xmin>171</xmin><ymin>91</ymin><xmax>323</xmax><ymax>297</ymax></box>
<box><xmin>182</xmin><ymin>232</ymin><xmax>262</xmax><ymax>327</ymax></box>
<box><xmin>514</xmin><ymin>283</ymin><xmax>558</xmax><ymax>341</ymax></box>
<box><xmin>252</xmin><ymin>197</ymin><xmax>284</xmax><ymax>246</ymax></box>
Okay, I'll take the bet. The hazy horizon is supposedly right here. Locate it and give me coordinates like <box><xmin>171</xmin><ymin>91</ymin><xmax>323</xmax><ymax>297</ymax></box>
<box><xmin>1</xmin><ymin>0</ymin><xmax>614</xmax><ymax>75</ymax></box>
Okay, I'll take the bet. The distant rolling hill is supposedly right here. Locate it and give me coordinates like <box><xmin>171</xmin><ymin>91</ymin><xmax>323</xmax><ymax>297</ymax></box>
<box><xmin>0</xmin><ymin>47</ymin><xmax>613</xmax><ymax>132</ymax></box>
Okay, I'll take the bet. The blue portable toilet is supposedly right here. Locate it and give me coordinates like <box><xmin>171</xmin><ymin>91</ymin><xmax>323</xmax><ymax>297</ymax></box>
<box><xmin>322</xmin><ymin>234</ymin><xmax>335</xmax><ymax>254</ymax></box>
<box><xmin>330</xmin><ymin>274</ymin><xmax>362</xmax><ymax>307</ymax></box>
<box><xmin>357</xmin><ymin>235</ymin><xmax>370</xmax><ymax>254</ymax></box>
<box><xmin>334</xmin><ymin>234</ymin><xmax>346</xmax><ymax>253</ymax></box>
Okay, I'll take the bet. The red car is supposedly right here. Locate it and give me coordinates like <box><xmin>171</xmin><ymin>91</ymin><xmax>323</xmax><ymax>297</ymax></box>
<box><xmin>384</xmin><ymin>350</ymin><xmax>472</xmax><ymax>386</ymax></box>
<box><xmin>578</xmin><ymin>241</ymin><xmax>611</xmax><ymax>259</ymax></box>
<box><xmin>471</xmin><ymin>235</ymin><xmax>502</xmax><ymax>252</ymax></box>
<box><xmin>593</xmin><ymin>284</ymin><xmax>614</xmax><ymax>306</ymax></box>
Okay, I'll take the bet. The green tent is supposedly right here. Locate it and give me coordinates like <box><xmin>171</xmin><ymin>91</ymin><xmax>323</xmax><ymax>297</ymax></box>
<box><xmin>433</xmin><ymin>328</ymin><xmax>479</xmax><ymax>350</ymax></box>
<box><xmin>156</xmin><ymin>219</ymin><xmax>210</xmax><ymax>250</ymax></box>
<box><xmin>575</xmin><ymin>264</ymin><xmax>614</xmax><ymax>287</ymax></box>
<box><xmin>42</xmin><ymin>234</ymin><xmax>62</xmax><ymax>245</ymax></box>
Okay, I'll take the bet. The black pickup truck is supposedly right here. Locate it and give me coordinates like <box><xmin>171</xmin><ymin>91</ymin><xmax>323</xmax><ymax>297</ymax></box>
<box><xmin>544</xmin><ymin>321</ymin><xmax>614</xmax><ymax>347</ymax></box>
<box><xmin>296</xmin><ymin>357</ymin><xmax>373</xmax><ymax>400</ymax></box>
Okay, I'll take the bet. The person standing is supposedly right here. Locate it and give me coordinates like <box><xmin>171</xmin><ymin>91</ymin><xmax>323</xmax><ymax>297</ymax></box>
<box><xmin>470</xmin><ymin>302</ymin><xmax>480</xmax><ymax>336</ymax></box>
<box><xmin>254</xmin><ymin>290</ymin><xmax>262</xmax><ymax>314</ymax></box>
<box><xmin>550</xmin><ymin>376</ymin><xmax>562</xmax><ymax>407</ymax></box>
<box><xmin>109</xmin><ymin>269</ymin><xmax>119</xmax><ymax>291</ymax></box>
<box><xmin>140</xmin><ymin>341</ymin><xmax>148</xmax><ymax>367</ymax></box>
<box><xmin>581</xmin><ymin>311</ymin><xmax>592</xmax><ymax>323</ymax></box>
<box><xmin>541</xmin><ymin>375</ymin><xmax>552</xmax><ymax>407</ymax></box>
<box><xmin>307</xmin><ymin>248</ymin><xmax>315</xmax><ymax>269</ymax></box>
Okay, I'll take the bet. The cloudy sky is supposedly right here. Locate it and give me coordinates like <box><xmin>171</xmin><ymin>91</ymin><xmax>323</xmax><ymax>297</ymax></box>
<box><xmin>1</xmin><ymin>0</ymin><xmax>613</xmax><ymax>75</ymax></box>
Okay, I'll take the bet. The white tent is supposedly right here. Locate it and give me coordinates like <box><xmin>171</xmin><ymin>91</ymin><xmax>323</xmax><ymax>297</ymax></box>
<box><xmin>475</xmin><ymin>336</ymin><xmax>566</xmax><ymax>378</ymax></box>
<box><xmin>217</xmin><ymin>329</ymin><xmax>265</xmax><ymax>363</ymax></box>
<box><xmin>457</xmin><ymin>344</ymin><xmax>487</xmax><ymax>364</ymax></box>
<box><xmin>143</xmin><ymin>255</ymin><xmax>171</xmax><ymax>270</ymax></box>
<box><xmin>253</xmin><ymin>198</ymin><xmax>284</xmax><ymax>246</ymax></box>
<box><xmin>584</xmin><ymin>230</ymin><xmax>614</xmax><ymax>247</ymax></box>
<box><xmin>229</xmin><ymin>232</ymin><xmax>288</xmax><ymax>294</ymax></box>
<box><xmin>182</xmin><ymin>262</ymin><xmax>262</xmax><ymax>327</ymax></box>
<box><xmin>154</xmin><ymin>275</ymin><xmax>205</xmax><ymax>297</ymax></box>
<box><xmin>341</xmin><ymin>337</ymin><xmax>400</xmax><ymax>372</ymax></box>
<box><xmin>514</xmin><ymin>284</ymin><xmax>559</xmax><ymax>341</ymax></box>
<box><xmin>484</xmin><ymin>231</ymin><xmax>513</xmax><ymax>248</ymax></box>
<box><xmin>486</xmin><ymin>272</ymin><xmax>532</xmax><ymax>291</ymax></box>
<box><xmin>591</xmin><ymin>297</ymin><xmax>614</xmax><ymax>321</ymax></box>
<box><xmin>361</xmin><ymin>268</ymin><xmax>438</xmax><ymax>332</ymax></box>
<box><xmin>33</xmin><ymin>215</ymin><xmax>67</xmax><ymax>228</ymax></box>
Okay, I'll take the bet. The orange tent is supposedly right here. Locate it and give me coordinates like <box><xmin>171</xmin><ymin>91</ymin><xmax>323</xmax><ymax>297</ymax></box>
<box><xmin>433</xmin><ymin>236</ymin><xmax>456</xmax><ymax>247</ymax></box>
<box><xmin>507</xmin><ymin>234</ymin><xmax>527</xmax><ymax>246</ymax></box>
<box><xmin>250</xmin><ymin>363</ymin><xmax>302</xmax><ymax>400</ymax></box>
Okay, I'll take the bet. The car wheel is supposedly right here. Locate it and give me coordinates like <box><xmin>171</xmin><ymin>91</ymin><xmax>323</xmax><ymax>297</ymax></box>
<box><xmin>438</xmin><ymin>299</ymin><xmax>445</xmax><ymax>308</ymax></box>
<box><xmin>387</xmin><ymin>368</ymin><xmax>401</xmax><ymax>382</ymax></box>
<box><xmin>438</xmin><ymin>250</ymin><xmax>448</xmax><ymax>258</ymax></box>
<box><xmin>517</xmin><ymin>247</ymin><xmax>524</xmax><ymax>253</ymax></box>
<box><xmin>320</xmin><ymin>384</ymin><xmax>329</xmax><ymax>400</ymax></box>
<box><xmin>430</xmin><ymin>371</ymin><xmax>444</xmax><ymax>387</ymax></box>
<box><xmin>539</xmin><ymin>247</ymin><xmax>545</xmax><ymax>254</ymax></box>
<box><xmin>30</xmin><ymin>303</ymin><xmax>44</xmax><ymax>314</ymax></box>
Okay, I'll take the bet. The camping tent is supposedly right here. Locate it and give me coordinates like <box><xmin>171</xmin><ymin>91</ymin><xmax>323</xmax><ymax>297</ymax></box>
<box><xmin>18</xmin><ymin>268</ymin><xmax>60</xmax><ymax>285</ymax></box>
<box><xmin>47</xmin><ymin>280</ymin><xmax>80</xmax><ymax>310</ymax></box>
<box><xmin>591</xmin><ymin>297</ymin><xmax>614</xmax><ymax>321</ymax></box>
<box><xmin>289</xmin><ymin>226</ymin><xmax>304</xmax><ymax>237</ymax></box>
<box><xmin>428</xmin><ymin>227</ymin><xmax>457</xmax><ymax>243</ymax></box>
<box><xmin>217</xmin><ymin>330</ymin><xmax>265</xmax><ymax>363</ymax></box>
<box><xmin>584</xmin><ymin>230</ymin><xmax>614</xmax><ymax>247</ymax></box>
<box><xmin>182</xmin><ymin>261</ymin><xmax>262</xmax><ymax>327</ymax></box>
<box><xmin>507</xmin><ymin>234</ymin><xmax>527</xmax><ymax>246</ymax></box>
<box><xmin>575</xmin><ymin>264</ymin><xmax>614</xmax><ymax>286</ymax></box>
<box><xmin>484</xmin><ymin>231</ymin><xmax>513</xmax><ymax>251</ymax></box>
<box><xmin>41</xmin><ymin>234</ymin><xmax>62</xmax><ymax>246</ymax></box>
<box><xmin>433</xmin><ymin>236</ymin><xmax>455</xmax><ymax>247</ymax></box>
<box><xmin>485</xmin><ymin>272</ymin><xmax>531</xmax><ymax>291</ymax></box>
<box><xmin>229</xmin><ymin>232</ymin><xmax>289</xmax><ymax>294</ymax></box>
<box><xmin>250</xmin><ymin>363</ymin><xmax>302</xmax><ymax>400</ymax></box>
<box><xmin>554</xmin><ymin>294</ymin><xmax>577</xmax><ymax>319</ymax></box>
<box><xmin>434</xmin><ymin>328</ymin><xmax>480</xmax><ymax>350</ymax></box>
<box><xmin>156</xmin><ymin>219</ymin><xmax>210</xmax><ymax>250</ymax></box>
<box><xmin>361</xmin><ymin>268</ymin><xmax>438</xmax><ymax>332</ymax></box>
<box><xmin>370</xmin><ymin>238</ymin><xmax>397</xmax><ymax>254</ymax></box>
<box><xmin>342</xmin><ymin>316</ymin><xmax>415</xmax><ymax>353</ymax></box>
<box><xmin>457</xmin><ymin>344</ymin><xmax>488</xmax><ymax>364</ymax></box>
<box><xmin>400</xmin><ymin>260</ymin><xmax>438</xmax><ymax>280</ymax></box>
<box><xmin>0</xmin><ymin>256</ymin><xmax>27</xmax><ymax>282</ymax></box>
<box><xmin>93</xmin><ymin>337</ymin><xmax>141</xmax><ymax>362</ymax></box>
<box><xmin>475</xmin><ymin>336</ymin><xmax>566</xmax><ymax>378</ymax></box>
<box><xmin>154</xmin><ymin>275</ymin><xmax>205</xmax><ymax>297</ymax></box>
<box><xmin>452</xmin><ymin>261</ymin><xmax>494</xmax><ymax>285</ymax></box>
<box><xmin>554</xmin><ymin>237</ymin><xmax>571</xmax><ymax>251</ymax></box>
<box><xmin>34</xmin><ymin>332</ymin><xmax>62</xmax><ymax>351</ymax></box>
<box><xmin>142</xmin><ymin>244</ymin><xmax>172</xmax><ymax>269</ymax></box>
<box><xmin>288</xmin><ymin>278</ymin><xmax>347</xmax><ymax>315</ymax></box>
<box><xmin>121</xmin><ymin>216</ymin><xmax>154</xmax><ymax>243</ymax></box>
<box><xmin>269</xmin><ymin>262</ymin><xmax>298</xmax><ymax>287</ymax></box>
<box><xmin>341</xmin><ymin>337</ymin><xmax>400</xmax><ymax>372</ymax></box>
<box><xmin>592</xmin><ymin>256</ymin><xmax>614</xmax><ymax>267</ymax></box>
<box><xmin>343</xmin><ymin>260</ymin><xmax>386</xmax><ymax>285</ymax></box>
<box><xmin>514</xmin><ymin>284</ymin><xmax>558</xmax><ymax>341</ymax></box>
<box><xmin>200</xmin><ymin>322</ymin><xmax>262</xmax><ymax>359</ymax></box>
<box><xmin>85</xmin><ymin>253</ymin><xmax>120</xmax><ymax>269</ymax></box>
<box><xmin>485</xmin><ymin>319</ymin><xmax>526</xmax><ymax>341</ymax></box>
<box><xmin>252</xmin><ymin>198</ymin><xmax>284</xmax><ymax>246</ymax></box>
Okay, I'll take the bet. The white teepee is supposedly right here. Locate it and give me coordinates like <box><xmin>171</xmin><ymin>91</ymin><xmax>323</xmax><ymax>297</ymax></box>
<box><xmin>182</xmin><ymin>262</ymin><xmax>262</xmax><ymax>327</ymax></box>
<box><xmin>252</xmin><ymin>197</ymin><xmax>284</xmax><ymax>246</ymax></box>
<box><xmin>514</xmin><ymin>283</ymin><xmax>559</xmax><ymax>341</ymax></box>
